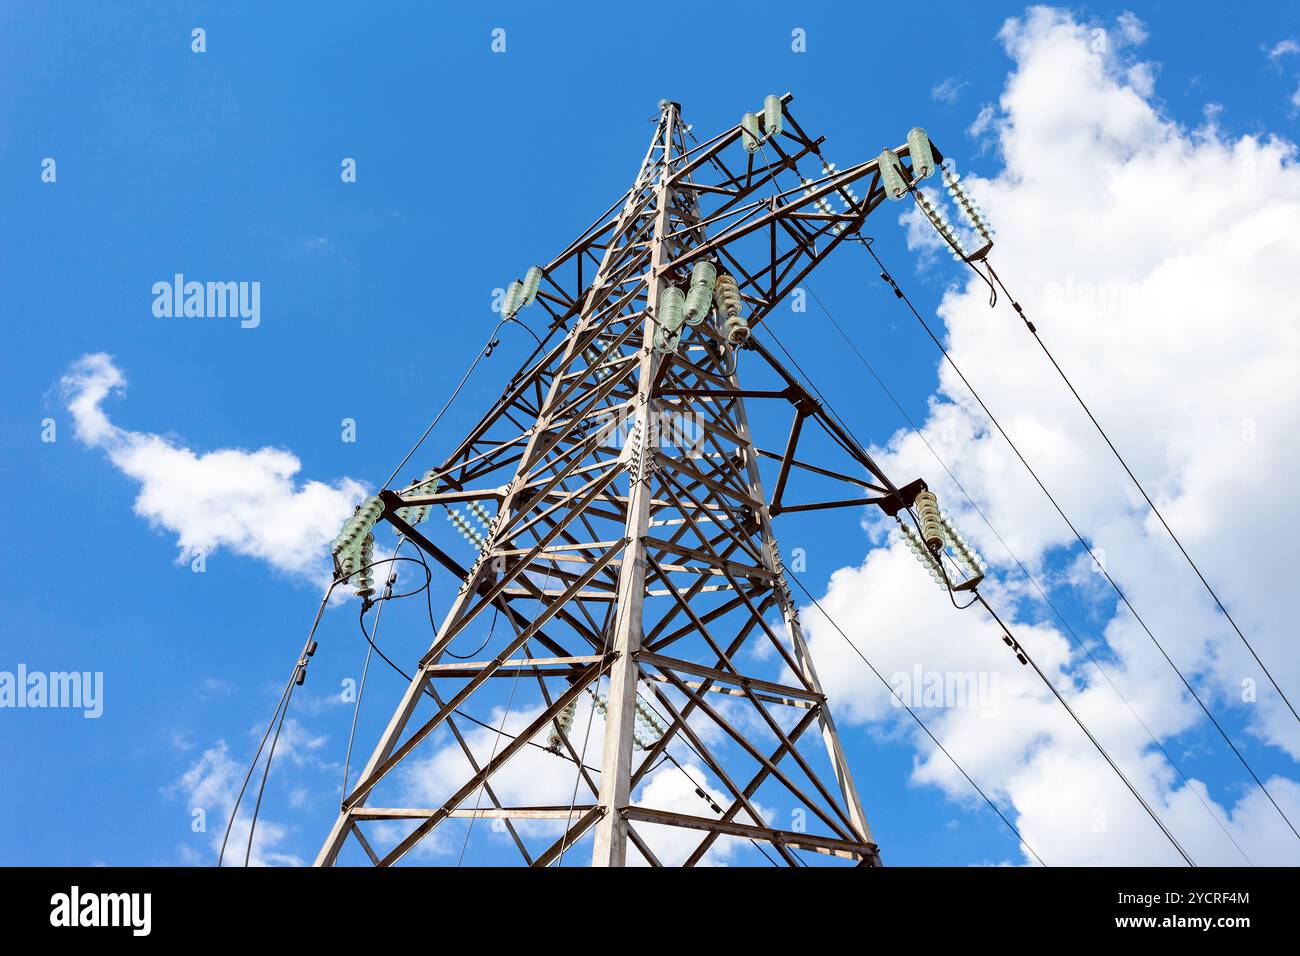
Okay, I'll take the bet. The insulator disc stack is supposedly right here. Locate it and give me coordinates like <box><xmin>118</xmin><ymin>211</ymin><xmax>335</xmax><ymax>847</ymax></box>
<box><xmin>914</xmin><ymin>490</ymin><xmax>946</xmax><ymax>552</ymax></box>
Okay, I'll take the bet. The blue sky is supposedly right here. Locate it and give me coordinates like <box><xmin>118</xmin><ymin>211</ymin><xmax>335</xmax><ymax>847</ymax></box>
<box><xmin>3</xmin><ymin>1</ymin><xmax>1300</xmax><ymax>866</ymax></box>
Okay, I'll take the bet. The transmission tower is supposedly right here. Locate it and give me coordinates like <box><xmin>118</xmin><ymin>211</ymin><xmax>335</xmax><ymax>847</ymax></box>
<box><xmin>317</xmin><ymin>96</ymin><xmax>939</xmax><ymax>867</ymax></box>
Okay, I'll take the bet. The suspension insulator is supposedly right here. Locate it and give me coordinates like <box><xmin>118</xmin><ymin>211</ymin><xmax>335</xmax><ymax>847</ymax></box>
<box><xmin>521</xmin><ymin>266</ymin><xmax>544</xmax><ymax>307</ymax></box>
<box><xmin>915</xmin><ymin>189</ymin><xmax>968</xmax><ymax>260</ymax></box>
<box><xmin>446</xmin><ymin>508</ymin><xmax>485</xmax><ymax>550</ymax></box>
<box><xmin>356</xmin><ymin>533</ymin><xmax>376</xmax><ymax>600</ymax></box>
<box><xmin>878</xmin><ymin>148</ymin><xmax>908</xmax><ymax>200</ymax></box>
<box><xmin>658</xmin><ymin>286</ymin><xmax>686</xmax><ymax>333</ymax></box>
<box><xmin>546</xmin><ymin>699</ymin><xmax>577</xmax><ymax>751</ymax></box>
<box><xmin>684</xmin><ymin>284</ymin><xmax>712</xmax><ymax>327</ymax></box>
<box><xmin>763</xmin><ymin>94</ymin><xmax>783</xmax><ymax>137</ymax></box>
<box><xmin>914</xmin><ymin>490</ymin><xmax>946</xmax><ymax>552</ymax></box>
<box><xmin>502</xmin><ymin>279</ymin><xmax>524</xmax><ymax>319</ymax></box>
<box><xmin>740</xmin><ymin>112</ymin><xmax>761</xmax><ymax>152</ymax></box>
<box><xmin>635</xmin><ymin>698</ymin><xmax>667</xmax><ymax>739</ymax></box>
<box><xmin>716</xmin><ymin>281</ymin><xmax>747</xmax><ymax>343</ymax></box>
<box><xmin>940</xmin><ymin>512</ymin><xmax>988</xmax><ymax>577</ymax></box>
<box><xmin>944</xmin><ymin>168</ymin><xmax>995</xmax><ymax>244</ymax></box>
<box><xmin>713</xmin><ymin>273</ymin><xmax>741</xmax><ymax>319</ymax></box>
<box><xmin>468</xmin><ymin>501</ymin><xmax>492</xmax><ymax>527</ymax></box>
<box><xmin>906</xmin><ymin>127</ymin><xmax>936</xmax><ymax>180</ymax></box>
<box><xmin>689</xmin><ymin>260</ymin><xmax>717</xmax><ymax>291</ymax></box>
<box><xmin>713</xmin><ymin>274</ymin><xmax>748</xmax><ymax>345</ymax></box>
<box><xmin>899</xmin><ymin>523</ymin><xmax>948</xmax><ymax>590</ymax></box>
<box><xmin>396</xmin><ymin>469</ymin><xmax>439</xmax><ymax>526</ymax></box>
<box><xmin>333</xmin><ymin>495</ymin><xmax>386</xmax><ymax>558</ymax></box>
<box><xmin>337</xmin><ymin>543</ymin><xmax>360</xmax><ymax>582</ymax></box>
<box><xmin>583</xmin><ymin>345</ymin><xmax>612</xmax><ymax>382</ymax></box>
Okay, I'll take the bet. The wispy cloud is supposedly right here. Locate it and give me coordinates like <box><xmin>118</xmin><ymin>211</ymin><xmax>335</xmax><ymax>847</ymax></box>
<box><xmin>166</xmin><ymin>718</ymin><xmax>331</xmax><ymax>866</ymax></box>
<box><xmin>931</xmin><ymin>77</ymin><xmax>969</xmax><ymax>104</ymax></box>
<box><xmin>1268</xmin><ymin>38</ymin><xmax>1300</xmax><ymax>62</ymax></box>
<box><xmin>1266</xmin><ymin>38</ymin><xmax>1300</xmax><ymax>110</ymax></box>
<box><xmin>168</xmin><ymin>739</ymin><xmax>302</xmax><ymax>866</ymax></box>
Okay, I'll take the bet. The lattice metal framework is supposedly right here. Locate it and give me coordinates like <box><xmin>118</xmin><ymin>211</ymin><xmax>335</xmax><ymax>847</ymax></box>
<box><xmin>315</xmin><ymin>96</ymin><xmax>936</xmax><ymax>867</ymax></box>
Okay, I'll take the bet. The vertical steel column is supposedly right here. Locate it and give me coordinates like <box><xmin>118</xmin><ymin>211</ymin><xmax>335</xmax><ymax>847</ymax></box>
<box><xmin>590</xmin><ymin>101</ymin><xmax>678</xmax><ymax>867</ymax></box>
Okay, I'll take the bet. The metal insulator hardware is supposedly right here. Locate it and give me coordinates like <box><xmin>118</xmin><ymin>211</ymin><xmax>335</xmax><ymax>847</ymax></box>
<box><xmin>1000</xmin><ymin>632</ymin><xmax>1030</xmax><ymax>666</ymax></box>
<box><xmin>521</xmin><ymin>266</ymin><xmax>544</xmax><ymax>307</ymax></box>
<box><xmin>740</xmin><ymin>112</ymin><xmax>761</xmax><ymax>152</ymax></box>
<box><xmin>913</xmin><ymin>490</ymin><xmax>946</xmax><ymax>552</ymax></box>
<box><xmin>762</xmin><ymin>94</ymin><xmax>783</xmax><ymax>137</ymax></box>
<box><xmin>653</xmin><ymin>323</ymin><xmax>681</xmax><ymax>355</ymax></box>
<box><xmin>723</xmin><ymin>315</ymin><xmax>750</xmax><ymax>346</ymax></box>
<box><xmin>878</xmin><ymin>148</ymin><xmax>908</xmax><ymax>200</ymax></box>
<box><xmin>906</xmin><ymin>127</ymin><xmax>935</xmax><ymax>180</ymax></box>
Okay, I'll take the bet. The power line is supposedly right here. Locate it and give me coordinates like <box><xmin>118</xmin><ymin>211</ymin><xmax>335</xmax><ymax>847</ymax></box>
<box><xmin>980</xmin><ymin>260</ymin><xmax>1299</xmax><ymax>727</ymax></box>
<box><xmin>680</xmin><ymin>144</ymin><xmax>1227</xmax><ymax>863</ymax></box>
<box><xmin>768</xmin><ymin>317</ymin><xmax>1191</xmax><ymax>865</ymax></box>
<box><xmin>855</xmin><ymin>238</ymin><xmax>1300</xmax><ymax>843</ymax></box>
<box><xmin>218</xmin><ymin>589</ymin><xmax>334</xmax><ymax>867</ymax></box>
<box><xmin>225</xmin><ymin>554</ymin><xmax>438</xmax><ymax>866</ymax></box>
<box><xmin>381</xmin><ymin>317</ymin><xmax>506</xmax><ymax>490</ymax></box>
<box><xmin>800</xmin><ymin>278</ymin><xmax>1253</xmax><ymax>864</ymax></box>
<box><xmin>783</xmin><ymin>569</ymin><xmax>1048</xmax><ymax>867</ymax></box>
<box><xmin>906</xmin><ymin>182</ymin><xmax>1294</xmax><ymax>722</ymax></box>
<box><xmin>970</xmin><ymin>592</ymin><xmax>1195</xmax><ymax>866</ymax></box>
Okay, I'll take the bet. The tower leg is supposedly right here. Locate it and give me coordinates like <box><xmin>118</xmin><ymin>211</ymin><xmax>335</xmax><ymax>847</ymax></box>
<box><xmin>591</xmin><ymin>101</ymin><xmax>678</xmax><ymax>867</ymax></box>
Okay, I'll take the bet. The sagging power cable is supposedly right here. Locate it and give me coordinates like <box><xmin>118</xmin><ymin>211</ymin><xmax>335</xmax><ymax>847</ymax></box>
<box><xmin>782</xmin><ymin>568</ymin><xmax>1048</xmax><ymax>867</ymax></box>
<box><xmin>221</xmin><ymin>554</ymin><xmax>436</xmax><ymax>867</ymax></box>
<box><xmin>905</xmin><ymin>175</ymin><xmax>1295</xmax><ymax>724</ymax></box>
<box><xmin>856</xmin><ymin>238</ymin><xmax>1300</xmax><ymax>843</ymax></box>
<box><xmin>767</xmin><ymin>332</ymin><xmax>1192</xmax><ymax>865</ymax></box>
<box><xmin>968</xmin><ymin>584</ymin><xmax>1195</xmax><ymax>866</ymax></box>
<box><xmin>381</xmin><ymin>318</ymin><xmax>506</xmax><ymax>490</ymax></box>
<box><xmin>801</xmin><ymin>277</ymin><xmax>1252</xmax><ymax>864</ymax></box>
<box><xmin>981</xmin><ymin>259</ymin><xmax>1299</xmax><ymax>727</ymax></box>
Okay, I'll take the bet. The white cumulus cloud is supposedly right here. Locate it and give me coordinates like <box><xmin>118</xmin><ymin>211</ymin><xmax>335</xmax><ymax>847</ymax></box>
<box><xmin>801</xmin><ymin>6</ymin><xmax>1300</xmax><ymax>865</ymax></box>
<box><xmin>61</xmin><ymin>353</ymin><xmax>366</xmax><ymax>581</ymax></box>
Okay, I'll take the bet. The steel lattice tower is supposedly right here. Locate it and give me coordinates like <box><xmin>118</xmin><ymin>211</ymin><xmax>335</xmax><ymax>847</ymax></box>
<box><xmin>316</xmin><ymin>97</ymin><xmax>934</xmax><ymax>867</ymax></box>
